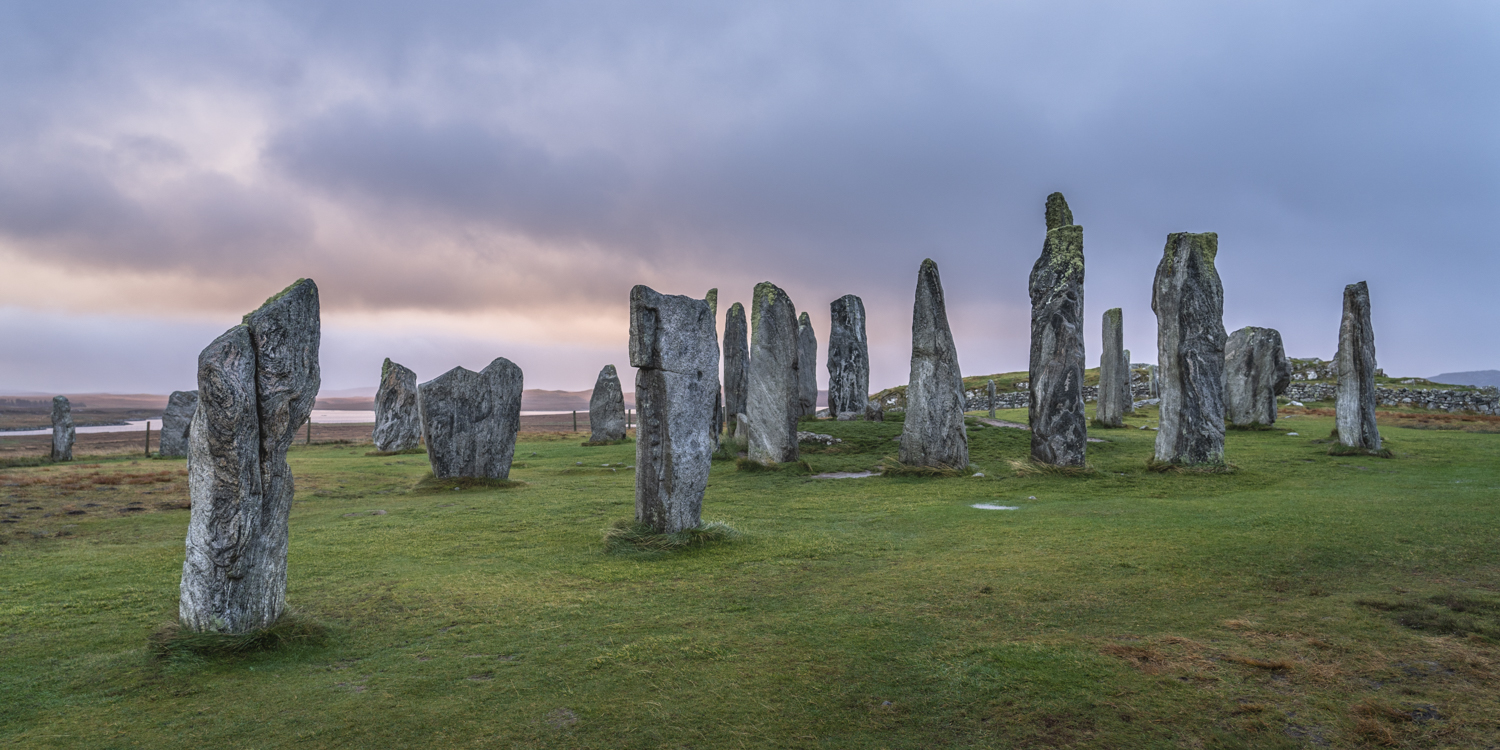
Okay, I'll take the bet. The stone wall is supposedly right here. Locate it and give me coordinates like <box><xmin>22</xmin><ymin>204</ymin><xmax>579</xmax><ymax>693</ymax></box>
<box><xmin>1284</xmin><ymin>383</ymin><xmax>1499</xmax><ymax>414</ymax></box>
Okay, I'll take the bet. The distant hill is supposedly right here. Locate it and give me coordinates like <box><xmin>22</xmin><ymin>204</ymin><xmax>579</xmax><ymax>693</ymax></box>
<box><xmin>1431</xmin><ymin>370</ymin><xmax>1500</xmax><ymax>389</ymax></box>
<box><xmin>313</xmin><ymin>388</ymin><xmax>641</xmax><ymax>411</ymax></box>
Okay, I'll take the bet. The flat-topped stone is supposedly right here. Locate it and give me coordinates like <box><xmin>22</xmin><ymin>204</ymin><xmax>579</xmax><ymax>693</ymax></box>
<box><xmin>746</xmin><ymin>282</ymin><xmax>801</xmax><ymax>465</ymax></box>
<box><xmin>1152</xmin><ymin>233</ymin><xmax>1227</xmax><ymax>465</ymax></box>
<box><xmin>827</xmin><ymin>294</ymin><xmax>869</xmax><ymax>417</ymax></box>
<box><xmin>50</xmin><ymin>395</ymin><xmax>73</xmax><ymax>462</ymax></box>
<box><xmin>1335</xmin><ymin>281</ymin><xmax>1381</xmax><ymax>452</ymax></box>
<box><xmin>1097</xmin><ymin>309</ymin><xmax>1126</xmax><ymax>428</ymax></box>
<box><xmin>1225</xmin><ymin>327</ymin><xmax>1291</xmax><ymax>427</ymax></box>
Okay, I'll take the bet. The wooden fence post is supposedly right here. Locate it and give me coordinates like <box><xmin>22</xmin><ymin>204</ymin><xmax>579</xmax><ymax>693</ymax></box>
<box><xmin>145</xmin><ymin>422</ymin><xmax>151</xmax><ymax>457</ymax></box>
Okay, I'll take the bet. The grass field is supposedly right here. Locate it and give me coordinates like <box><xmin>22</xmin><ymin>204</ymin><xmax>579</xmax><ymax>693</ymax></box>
<box><xmin>3</xmin><ymin>405</ymin><xmax>1499</xmax><ymax>748</ymax></box>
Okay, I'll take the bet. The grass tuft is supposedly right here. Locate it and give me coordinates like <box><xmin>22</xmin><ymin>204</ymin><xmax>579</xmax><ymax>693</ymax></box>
<box><xmin>602</xmin><ymin>518</ymin><xmax>741</xmax><ymax>554</ymax></box>
<box><xmin>148</xmin><ymin>611</ymin><xmax>329</xmax><ymax>660</ymax></box>
<box><xmin>1145</xmin><ymin>458</ymin><xmax>1237</xmax><ymax>474</ymax></box>
<box><xmin>876</xmin><ymin>458</ymin><xmax>966</xmax><ymax>478</ymax></box>
<box><xmin>364</xmin><ymin>446</ymin><xmax>427</xmax><ymax>457</ymax></box>
<box><xmin>1327</xmin><ymin>442</ymin><xmax>1394</xmax><ymax>458</ymax></box>
<box><xmin>410</xmin><ymin>473</ymin><xmax>526</xmax><ymax>494</ymax></box>
<box><xmin>1008</xmin><ymin>458</ymin><xmax>1095</xmax><ymax>477</ymax></box>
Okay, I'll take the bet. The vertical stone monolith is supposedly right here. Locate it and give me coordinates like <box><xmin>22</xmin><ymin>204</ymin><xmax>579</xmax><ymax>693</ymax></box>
<box><xmin>797</xmin><ymin>312</ymin><xmax>818</xmax><ymax>417</ymax></box>
<box><xmin>1029</xmin><ymin>193</ymin><xmax>1087</xmax><ymax>465</ymax></box>
<box><xmin>723</xmin><ymin>302</ymin><xmax>749</xmax><ymax>435</ymax></box>
<box><xmin>50</xmin><ymin>396</ymin><xmax>74</xmax><ymax>461</ymax></box>
<box><xmin>373</xmin><ymin>359</ymin><xmax>421</xmax><ymax>452</ymax></box>
<box><xmin>1335</xmin><ymin>281</ymin><xmax>1381</xmax><ymax>452</ymax></box>
<box><xmin>1097</xmin><ymin>308</ymin><xmax>1127</xmax><ymax>428</ymax></box>
<box><xmin>1123</xmin><ymin>350</ymin><xmax>1135</xmax><ymax>413</ymax></box>
<box><xmin>159</xmin><ymin>390</ymin><xmax>199</xmax><ymax>458</ymax></box>
<box><xmin>589</xmin><ymin>364</ymin><xmax>628</xmax><ymax>442</ymax></box>
<box><xmin>827</xmin><ymin>294</ymin><xmax>869</xmax><ymax>418</ymax></box>
<box><xmin>1152</xmin><ymin>233</ymin><xmax>1227</xmax><ymax>465</ymax></box>
<box><xmin>746</xmin><ymin>282</ymin><xmax>800</xmax><ymax>465</ymax></box>
<box><xmin>987</xmin><ymin>379</ymin><xmax>997</xmax><ymax>418</ymax></box>
<box><xmin>630</xmin><ymin>285</ymin><xmax>718</xmax><ymax>532</ymax></box>
<box><xmin>900</xmin><ymin>259</ymin><xmax>968</xmax><ymax>469</ymax></box>
<box><xmin>419</xmin><ymin>358</ymin><xmax>523</xmax><ymax>479</ymax></box>
<box><xmin>707</xmin><ymin>289</ymin><xmax>723</xmax><ymax>445</ymax></box>
<box><xmin>1224</xmin><ymin>327</ymin><xmax>1292</xmax><ymax>428</ymax></box>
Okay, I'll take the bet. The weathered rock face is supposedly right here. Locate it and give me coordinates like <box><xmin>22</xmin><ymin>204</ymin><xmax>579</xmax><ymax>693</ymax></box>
<box><xmin>419</xmin><ymin>358</ymin><xmax>523</xmax><ymax>479</ymax></box>
<box><xmin>797</xmin><ymin>312</ymin><xmax>818</xmax><ymax>417</ymax></box>
<box><xmin>706</xmin><ymin>289</ymin><xmax>723</xmax><ymax>445</ymax></box>
<box><xmin>746</xmin><ymin>282</ymin><xmax>801</xmax><ymax>465</ymax></box>
<box><xmin>180</xmin><ymin>279</ymin><xmax>320</xmax><ymax>634</ymax></box>
<box><xmin>900</xmin><ymin>259</ymin><xmax>969</xmax><ymax>469</ymax></box>
<box><xmin>1122</xmin><ymin>350</ymin><xmax>1134</xmax><ymax>413</ymax></box>
<box><xmin>1335</xmin><ymin>281</ymin><xmax>1381</xmax><ymax>451</ymax></box>
<box><xmin>1224</xmin><ymin>327</ymin><xmax>1291</xmax><ymax>427</ymax></box>
<box><xmin>1096</xmin><ymin>308</ymin><xmax>1127</xmax><ymax>428</ymax></box>
<box><xmin>864</xmin><ymin>401</ymin><xmax>885</xmax><ymax>422</ymax></box>
<box><xmin>373</xmin><ymin>359</ymin><xmax>421</xmax><ymax>452</ymax></box>
<box><xmin>1152</xmin><ymin>233</ymin><xmax>1227</xmax><ymax>465</ymax></box>
<box><xmin>630</xmin><ymin>285</ymin><xmax>718</xmax><ymax>533</ymax></box>
<box><xmin>1029</xmin><ymin>194</ymin><xmax>1087</xmax><ymax>465</ymax></box>
<box><xmin>589</xmin><ymin>364</ymin><xmax>628</xmax><ymax>442</ymax></box>
<box><xmin>50</xmin><ymin>396</ymin><xmax>74</xmax><ymax>461</ymax></box>
<box><xmin>987</xmin><ymin>379</ymin><xmax>997</xmax><ymax>418</ymax></box>
<box><xmin>159</xmin><ymin>390</ymin><xmax>199</xmax><ymax>458</ymax></box>
<box><xmin>826</xmin><ymin>294</ymin><xmax>869</xmax><ymax>417</ymax></box>
<box><xmin>723</xmin><ymin>302</ymin><xmax>749</xmax><ymax>434</ymax></box>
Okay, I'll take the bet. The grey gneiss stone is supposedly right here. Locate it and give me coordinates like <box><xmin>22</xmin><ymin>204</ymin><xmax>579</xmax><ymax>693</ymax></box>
<box><xmin>1152</xmin><ymin>233</ymin><xmax>1227</xmax><ymax>465</ymax></box>
<box><xmin>50</xmin><ymin>395</ymin><xmax>74</xmax><ymax>462</ymax></box>
<box><xmin>746</xmin><ymin>282</ymin><xmax>801</xmax><ymax>465</ymax></box>
<box><xmin>723</xmin><ymin>302</ymin><xmax>749</xmax><ymax>434</ymax></box>
<box><xmin>987</xmin><ymin>379</ymin><xmax>997</xmax><ymax>418</ymax></box>
<box><xmin>1224</xmin><ymin>327</ymin><xmax>1291</xmax><ymax>428</ymax></box>
<box><xmin>706</xmin><ymin>289</ymin><xmax>723</xmax><ymax>446</ymax></box>
<box><xmin>588</xmin><ymin>364</ymin><xmax>628</xmax><ymax>442</ymax></box>
<box><xmin>900</xmin><ymin>259</ymin><xmax>968</xmax><ymax>469</ymax></box>
<box><xmin>1096</xmin><ymin>309</ymin><xmax>1127</xmax><ymax>428</ymax></box>
<box><xmin>797</xmin><ymin>312</ymin><xmax>818</xmax><ymax>417</ymax></box>
<box><xmin>1335</xmin><ymin>281</ymin><xmax>1381</xmax><ymax>452</ymax></box>
<box><xmin>159</xmin><ymin>390</ymin><xmax>199</xmax><ymax>458</ymax></box>
<box><xmin>180</xmin><ymin>278</ymin><xmax>320</xmax><ymax>634</ymax></box>
<box><xmin>419</xmin><ymin>358</ymin><xmax>523</xmax><ymax>479</ymax></box>
<box><xmin>864</xmin><ymin>401</ymin><xmax>885</xmax><ymax>422</ymax></box>
<box><xmin>1122</xmin><ymin>350</ymin><xmax>1134</xmax><ymax>414</ymax></box>
<box><xmin>827</xmin><ymin>294</ymin><xmax>869</xmax><ymax>417</ymax></box>
<box><xmin>1028</xmin><ymin>193</ymin><xmax>1087</xmax><ymax>466</ymax></box>
<box><xmin>373</xmin><ymin>359</ymin><xmax>421</xmax><ymax>452</ymax></box>
<box><xmin>630</xmin><ymin>285</ymin><xmax>719</xmax><ymax>533</ymax></box>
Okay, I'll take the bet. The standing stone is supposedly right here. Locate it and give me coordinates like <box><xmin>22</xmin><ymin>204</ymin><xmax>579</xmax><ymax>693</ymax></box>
<box><xmin>588</xmin><ymin>364</ymin><xmax>628</xmax><ymax>442</ymax></box>
<box><xmin>159</xmin><ymin>390</ymin><xmax>199</xmax><ymax>458</ymax></box>
<box><xmin>900</xmin><ymin>259</ymin><xmax>968</xmax><ymax>469</ymax></box>
<box><xmin>826</xmin><ymin>294</ymin><xmax>869</xmax><ymax>417</ymax></box>
<box><xmin>180</xmin><ymin>279</ymin><xmax>320</xmax><ymax>634</ymax></box>
<box><xmin>797</xmin><ymin>312</ymin><xmax>818</xmax><ymax>417</ymax></box>
<box><xmin>1152</xmin><ymin>233</ymin><xmax>1227</xmax><ymax>465</ymax></box>
<box><xmin>1148</xmin><ymin>364</ymin><xmax>1159</xmax><ymax>398</ymax></box>
<box><xmin>1028</xmin><ymin>193</ymin><xmax>1087</xmax><ymax>465</ymax></box>
<box><xmin>987</xmin><ymin>379</ymin><xmax>997</xmax><ymax>418</ymax></box>
<box><xmin>746</xmin><ymin>282</ymin><xmax>801</xmax><ymax>464</ymax></box>
<box><xmin>50</xmin><ymin>396</ymin><xmax>74</xmax><ymax>461</ymax></box>
<box><xmin>630</xmin><ymin>285</ymin><xmax>718</xmax><ymax>532</ymax></box>
<box><xmin>1224</xmin><ymin>327</ymin><xmax>1292</xmax><ymax>428</ymax></box>
<box><xmin>1335</xmin><ymin>281</ymin><xmax>1381</xmax><ymax>452</ymax></box>
<box><xmin>1123</xmin><ymin>350</ymin><xmax>1135</xmax><ymax>413</ymax></box>
<box><xmin>723</xmin><ymin>302</ymin><xmax>749</xmax><ymax>435</ymax></box>
<box><xmin>1096</xmin><ymin>308</ymin><xmax>1127</xmax><ymax>428</ymax></box>
<box><xmin>707</xmin><ymin>289</ymin><xmax>723</xmax><ymax>445</ymax></box>
<box><xmin>419</xmin><ymin>358</ymin><xmax>523</xmax><ymax>479</ymax></box>
<box><xmin>373</xmin><ymin>359</ymin><xmax>421</xmax><ymax>452</ymax></box>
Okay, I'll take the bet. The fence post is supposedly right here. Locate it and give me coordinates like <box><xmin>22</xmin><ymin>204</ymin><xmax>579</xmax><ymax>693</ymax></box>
<box><xmin>145</xmin><ymin>422</ymin><xmax>151</xmax><ymax>457</ymax></box>
<box><xmin>306</xmin><ymin>419</ymin><xmax>311</xmax><ymax>445</ymax></box>
<box><xmin>572</xmin><ymin>410</ymin><xmax>577</xmax><ymax>432</ymax></box>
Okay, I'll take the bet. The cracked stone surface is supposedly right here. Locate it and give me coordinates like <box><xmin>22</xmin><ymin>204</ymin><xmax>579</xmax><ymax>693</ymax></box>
<box><xmin>1152</xmin><ymin>233</ymin><xmax>1227</xmax><ymax>465</ymax></box>
<box><xmin>1028</xmin><ymin>193</ymin><xmax>1087</xmax><ymax>466</ymax></box>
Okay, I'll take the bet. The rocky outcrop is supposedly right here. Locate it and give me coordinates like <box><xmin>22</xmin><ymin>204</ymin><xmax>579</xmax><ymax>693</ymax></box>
<box><xmin>797</xmin><ymin>312</ymin><xmax>818</xmax><ymax>417</ymax></box>
<box><xmin>419</xmin><ymin>358</ymin><xmax>523</xmax><ymax>479</ymax></box>
<box><xmin>1096</xmin><ymin>308</ymin><xmax>1127</xmax><ymax>428</ymax></box>
<box><xmin>1335</xmin><ymin>281</ymin><xmax>1381</xmax><ymax>452</ymax></box>
<box><xmin>746</xmin><ymin>282</ymin><xmax>801</xmax><ymax>465</ymax></box>
<box><xmin>588</xmin><ymin>364</ymin><xmax>628</xmax><ymax>442</ymax></box>
<box><xmin>723</xmin><ymin>302</ymin><xmax>749</xmax><ymax>435</ymax></box>
<box><xmin>159</xmin><ymin>390</ymin><xmax>199</xmax><ymax>458</ymax></box>
<box><xmin>373</xmin><ymin>359</ymin><xmax>421</xmax><ymax>452</ymax></box>
<box><xmin>827</xmin><ymin>294</ymin><xmax>869</xmax><ymax>417</ymax></box>
<box><xmin>50</xmin><ymin>396</ymin><xmax>73</xmax><ymax>461</ymax></box>
<box><xmin>900</xmin><ymin>259</ymin><xmax>968</xmax><ymax>469</ymax></box>
<box><xmin>1028</xmin><ymin>193</ymin><xmax>1087</xmax><ymax>465</ymax></box>
<box><xmin>1224</xmin><ymin>327</ymin><xmax>1291</xmax><ymax>427</ymax></box>
<box><xmin>1152</xmin><ymin>233</ymin><xmax>1227</xmax><ymax>465</ymax></box>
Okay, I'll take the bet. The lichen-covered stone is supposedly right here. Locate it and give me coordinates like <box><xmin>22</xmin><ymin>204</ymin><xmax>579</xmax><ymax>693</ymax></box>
<box><xmin>373</xmin><ymin>359</ymin><xmax>421</xmax><ymax>452</ymax></box>
<box><xmin>1096</xmin><ymin>309</ymin><xmax>1127</xmax><ymax>428</ymax></box>
<box><xmin>900</xmin><ymin>259</ymin><xmax>968</xmax><ymax>469</ymax></box>
<box><xmin>419</xmin><ymin>358</ymin><xmax>523</xmax><ymax>479</ymax></box>
<box><xmin>1028</xmin><ymin>194</ymin><xmax>1087</xmax><ymax>465</ymax></box>
<box><xmin>746</xmin><ymin>282</ymin><xmax>801</xmax><ymax>465</ymax></box>
<box><xmin>827</xmin><ymin>294</ymin><xmax>869</xmax><ymax>417</ymax></box>
<box><xmin>50</xmin><ymin>395</ymin><xmax>73</xmax><ymax>461</ymax></box>
<box><xmin>797</xmin><ymin>312</ymin><xmax>818</xmax><ymax>417</ymax></box>
<box><xmin>159</xmin><ymin>390</ymin><xmax>199</xmax><ymax>457</ymax></box>
<box><xmin>1224</xmin><ymin>327</ymin><xmax>1291</xmax><ymax>427</ymax></box>
<box><xmin>630</xmin><ymin>285</ymin><xmax>718</xmax><ymax>532</ymax></box>
<box><xmin>1335</xmin><ymin>281</ymin><xmax>1381</xmax><ymax>452</ymax></box>
<box><xmin>723</xmin><ymin>302</ymin><xmax>749</xmax><ymax>435</ymax></box>
<box><xmin>589</xmin><ymin>364</ymin><xmax>628</xmax><ymax>442</ymax></box>
<box><xmin>986</xmin><ymin>379</ymin><xmax>997</xmax><ymax>418</ymax></box>
<box><xmin>1152</xmin><ymin>233</ymin><xmax>1227</xmax><ymax>465</ymax></box>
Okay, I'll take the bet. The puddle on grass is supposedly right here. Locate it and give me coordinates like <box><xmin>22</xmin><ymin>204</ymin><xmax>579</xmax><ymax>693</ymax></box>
<box><xmin>812</xmin><ymin>471</ymin><xmax>876</xmax><ymax>479</ymax></box>
<box><xmin>971</xmin><ymin>503</ymin><xmax>1020</xmax><ymax>510</ymax></box>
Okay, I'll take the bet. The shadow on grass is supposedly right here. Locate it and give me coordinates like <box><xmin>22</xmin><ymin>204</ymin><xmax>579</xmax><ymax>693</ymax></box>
<box><xmin>734</xmin><ymin>457</ymin><xmax>811</xmax><ymax>473</ymax></box>
<box><xmin>409</xmin><ymin>472</ymin><xmax>526</xmax><ymax>494</ymax></box>
<box><xmin>1144</xmin><ymin>459</ymin><xmax>1238</xmax><ymax>474</ymax></box>
<box><xmin>876</xmin><ymin>458</ymin><xmax>967</xmax><ymax>478</ymax></box>
<box><xmin>1008</xmin><ymin>458</ymin><xmax>1096</xmax><ymax>477</ymax></box>
<box><xmin>581</xmin><ymin>438</ymin><xmax>633</xmax><ymax>447</ymax></box>
<box><xmin>365</xmin><ymin>446</ymin><xmax>427</xmax><ymax>457</ymax></box>
<box><xmin>149</xmin><ymin>610</ymin><xmax>329</xmax><ymax>661</ymax></box>
<box><xmin>602</xmin><ymin>519</ymin><xmax>741</xmax><ymax>555</ymax></box>
<box><xmin>1357</xmin><ymin>592</ymin><xmax>1500</xmax><ymax>641</ymax></box>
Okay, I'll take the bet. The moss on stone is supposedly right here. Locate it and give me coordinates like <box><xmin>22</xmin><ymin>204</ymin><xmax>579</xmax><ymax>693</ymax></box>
<box><xmin>705</xmin><ymin>288</ymin><xmax>718</xmax><ymax>318</ymax></box>
<box><xmin>243</xmin><ymin>278</ymin><xmax>310</xmax><ymax>324</ymax></box>
<box><xmin>1045</xmin><ymin>192</ymin><xmax>1073</xmax><ymax>230</ymax></box>
<box><xmin>1042</xmin><ymin>226</ymin><xmax>1085</xmax><ymax>280</ymax></box>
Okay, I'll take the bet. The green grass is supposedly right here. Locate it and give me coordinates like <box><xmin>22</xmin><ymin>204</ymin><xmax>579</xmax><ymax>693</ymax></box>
<box><xmin>2</xmin><ymin>407</ymin><xmax>1500</xmax><ymax>747</ymax></box>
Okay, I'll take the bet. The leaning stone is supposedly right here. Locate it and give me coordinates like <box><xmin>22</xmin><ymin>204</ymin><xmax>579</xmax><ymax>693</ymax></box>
<box><xmin>827</xmin><ymin>295</ymin><xmax>869</xmax><ymax>416</ymax></box>
<box><xmin>419</xmin><ymin>358</ymin><xmax>523</xmax><ymax>479</ymax></box>
<box><xmin>1096</xmin><ymin>308</ymin><xmax>1127</xmax><ymax>428</ymax></box>
<box><xmin>1029</xmin><ymin>193</ymin><xmax>1087</xmax><ymax>465</ymax></box>
<box><xmin>50</xmin><ymin>395</ymin><xmax>74</xmax><ymax>462</ymax></box>
<box><xmin>373</xmin><ymin>359</ymin><xmax>421</xmax><ymax>452</ymax></box>
<box><xmin>746</xmin><ymin>282</ymin><xmax>801</xmax><ymax>465</ymax></box>
<box><xmin>900</xmin><ymin>259</ymin><xmax>968</xmax><ymax>469</ymax></box>
<box><xmin>588</xmin><ymin>364</ymin><xmax>628</xmax><ymax>442</ymax></box>
<box><xmin>631</xmin><ymin>284</ymin><xmax>719</xmax><ymax>532</ymax></box>
<box><xmin>1152</xmin><ymin>233</ymin><xmax>1227</xmax><ymax>465</ymax></box>
<box><xmin>159</xmin><ymin>390</ymin><xmax>199</xmax><ymax>458</ymax></box>
<box><xmin>1224</xmin><ymin>327</ymin><xmax>1292</xmax><ymax>428</ymax></box>
<box><xmin>797</xmin><ymin>312</ymin><xmax>818</xmax><ymax>417</ymax></box>
<box><xmin>723</xmin><ymin>302</ymin><xmax>749</xmax><ymax>435</ymax></box>
<box><xmin>1335</xmin><ymin>281</ymin><xmax>1381</xmax><ymax>452</ymax></box>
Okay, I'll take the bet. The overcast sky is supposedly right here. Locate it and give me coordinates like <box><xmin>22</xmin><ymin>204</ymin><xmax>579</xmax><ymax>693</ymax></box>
<box><xmin>1</xmin><ymin>1</ymin><xmax>1496</xmax><ymax>396</ymax></box>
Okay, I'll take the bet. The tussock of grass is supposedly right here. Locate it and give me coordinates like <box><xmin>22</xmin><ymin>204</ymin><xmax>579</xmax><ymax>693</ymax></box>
<box><xmin>1357</xmin><ymin>592</ymin><xmax>1500</xmax><ymax>640</ymax></box>
<box><xmin>409</xmin><ymin>473</ymin><xmax>526</xmax><ymax>493</ymax></box>
<box><xmin>0</xmin><ymin>456</ymin><xmax>58</xmax><ymax>469</ymax></box>
<box><xmin>876</xmin><ymin>458</ymin><xmax>966</xmax><ymax>478</ymax></box>
<box><xmin>149</xmin><ymin>611</ymin><xmax>328</xmax><ymax>660</ymax></box>
<box><xmin>602</xmin><ymin>518</ymin><xmax>741</xmax><ymax>554</ymax></box>
<box><xmin>1145</xmin><ymin>458</ymin><xmax>1237</xmax><ymax>474</ymax></box>
<box><xmin>364</xmin><ymin>446</ymin><xmax>427</xmax><ymax>457</ymax></box>
<box><xmin>1008</xmin><ymin>458</ymin><xmax>1095</xmax><ymax>477</ymax></box>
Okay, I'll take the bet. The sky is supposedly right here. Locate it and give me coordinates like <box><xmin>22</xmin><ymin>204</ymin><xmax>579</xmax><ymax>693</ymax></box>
<box><xmin>1</xmin><ymin>0</ymin><xmax>1496</xmax><ymax>396</ymax></box>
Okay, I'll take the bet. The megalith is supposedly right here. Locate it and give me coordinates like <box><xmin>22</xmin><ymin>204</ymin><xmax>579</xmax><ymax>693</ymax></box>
<box><xmin>1096</xmin><ymin>308</ymin><xmax>1127</xmax><ymax>428</ymax></box>
<box><xmin>1152</xmin><ymin>233</ymin><xmax>1227</xmax><ymax>465</ymax></box>
<box><xmin>630</xmin><ymin>285</ymin><xmax>718</xmax><ymax>533</ymax></box>
<box><xmin>159</xmin><ymin>390</ymin><xmax>199</xmax><ymax>458</ymax></box>
<box><xmin>1335</xmin><ymin>281</ymin><xmax>1381</xmax><ymax>452</ymax></box>
<box><xmin>1224</xmin><ymin>327</ymin><xmax>1291</xmax><ymax>428</ymax></box>
<box><xmin>50</xmin><ymin>395</ymin><xmax>74</xmax><ymax>462</ymax></box>
<box><xmin>746</xmin><ymin>282</ymin><xmax>800</xmax><ymax>464</ymax></box>
<box><xmin>987</xmin><ymin>379</ymin><xmax>997</xmax><ymax>418</ymax></box>
<box><xmin>900</xmin><ymin>259</ymin><xmax>968</xmax><ymax>469</ymax></box>
<box><xmin>373</xmin><ymin>359</ymin><xmax>421</xmax><ymax>452</ymax></box>
<box><xmin>589</xmin><ymin>364</ymin><xmax>628</xmax><ymax>442</ymax></box>
<box><xmin>826</xmin><ymin>294</ymin><xmax>869</xmax><ymax>417</ymax></box>
<box><xmin>1028</xmin><ymin>193</ymin><xmax>1087</xmax><ymax>465</ymax></box>
<box><xmin>418</xmin><ymin>358</ymin><xmax>523</xmax><ymax>479</ymax></box>
<box><xmin>797</xmin><ymin>312</ymin><xmax>818</xmax><ymax>417</ymax></box>
<box><xmin>1122</xmin><ymin>350</ymin><xmax>1134</xmax><ymax>413</ymax></box>
<box><xmin>180</xmin><ymin>279</ymin><xmax>320</xmax><ymax>634</ymax></box>
<box><xmin>723</xmin><ymin>302</ymin><xmax>749</xmax><ymax>435</ymax></box>
<box><xmin>707</xmin><ymin>289</ymin><xmax>724</xmax><ymax>445</ymax></box>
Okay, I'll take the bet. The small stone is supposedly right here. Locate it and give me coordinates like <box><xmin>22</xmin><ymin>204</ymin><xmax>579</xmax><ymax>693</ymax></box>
<box><xmin>827</xmin><ymin>294</ymin><xmax>870</xmax><ymax>416</ymax></box>
<box><xmin>373</xmin><ymin>359</ymin><xmax>421</xmax><ymax>452</ymax></box>
<box><xmin>972</xmin><ymin>472</ymin><xmax>985</xmax><ymax>477</ymax></box>
<box><xmin>50</xmin><ymin>396</ymin><xmax>74</xmax><ymax>462</ymax></box>
<box><xmin>419</xmin><ymin>358</ymin><xmax>524</xmax><ymax>479</ymax></box>
<box><xmin>900</xmin><ymin>260</ymin><xmax>968</xmax><ymax>469</ymax></box>
<box><xmin>1286</xmin><ymin>432</ymin><xmax>1299</xmax><ymax>436</ymax></box>
<box><xmin>864</xmin><ymin>402</ymin><xmax>885</xmax><ymax>422</ymax></box>
<box><xmin>588</xmin><ymin>364</ymin><xmax>628</xmax><ymax>442</ymax></box>
<box><xmin>159</xmin><ymin>390</ymin><xmax>199</xmax><ymax>458</ymax></box>
<box><xmin>835</xmin><ymin>411</ymin><xmax>859</xmax><ymax>421</ymax></box>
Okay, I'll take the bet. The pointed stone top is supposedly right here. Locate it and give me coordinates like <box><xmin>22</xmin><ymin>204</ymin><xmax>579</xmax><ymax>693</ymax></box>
<box><xmin>243</xmin><ymin>278</ymin><xmax>317</xmax><ymax>324</ymax></box>
<box><xmin>1045</xmin><ymin>193</ymin><xmax>1073</xmax><ymax>230</ymax></box>
<box><xmin>920</xmin><ymin>258</ymin><xmax>939</xmax><ymax>275</ymax></box>
<box><xmin>1162</xmin><ymin>232</ymin><xmax>1218</xmax><ymax>269</ymax></box>
<box><xmin>798</xmin><ymin>311</ymin><xmax>811</xmax><ymax>327</ymax></box>
<box><xmin>727</xmin><ymin>300</ymin><xmax>744</xmax><ymax>318</ymax></box>
<box><xmin>599</xmin><ymin>363</ymin><xmax>618</xmax><ymax>378</ymax></box>
<box><xmin>751</xmin><ymin>281</ymin><xmax>791</xmax><ymax>331</ymax></box>
<box><xmin>706</xmin><ymin>288</ymin><xmax>718</xmax><ymax>318</ymax></box>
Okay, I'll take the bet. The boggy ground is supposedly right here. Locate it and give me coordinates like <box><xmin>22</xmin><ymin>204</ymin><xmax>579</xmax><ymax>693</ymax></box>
<box><xmin>2</xmin><ymin>406</ymin><xmax>1499</xmax><ymax>748</ymax></box>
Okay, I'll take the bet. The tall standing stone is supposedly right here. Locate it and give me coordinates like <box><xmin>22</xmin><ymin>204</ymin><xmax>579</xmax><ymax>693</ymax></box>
<box><xmin>159</xmin><ymin>390</ymin><xmax>199</xmax><ymax>458</ymax></box>
<box><xmin>373</xmin><ymin>359</ymin><xmax>421</xmax><ymax>452</ymax></box>
<box><xmin>1335</xmin><ymin>281</ymin><xmax>1381</xmax><ymax>452</ymax></box>
<box><xmin>900</xmin><ymin>259</ymin><xmax>969</xmax><ymax>469</ymax></box>
<box><xmin>987</xmin><ymin>379</ymin><xmax>997</xmax><ymax>418</ymax></box>
<box><xmin>723</xmin><ymin>302</ymin><xmax>749</xmax><ymax>434</ymax></box>
<box><xmin>1029</xmin><ymin>193</ymin><xmax>1087</xmax><ymax>465</ymax></box>
<box><xmin>589</xmin><ymin>364</ymin><xmax>628</xmax><ymax>442</ymax></box>
<box><xmin>50</xmin><ymin>395</ymin><xmax>73</xmax><ymax>461</ymax></box>
<box><xmin>1123</xmin><ymin>350</ymin><xmax>1134</xmax><ymax>413</ymax></box>
<box><xmin>419</xmin><ymin>358</ymin><xmax>523</xmax><ymax>479</ymax></box>
<box><xmin>630</xmin><ymin>285</ymin><xmax>718</xmax><ymax>532</ymax></box>
<box><xmin>1096</xmin><ymin>308</ymin><xmax>1127</xmax><ymax>428</ymax></box>
<box><xmin>1224</xmin><ymin>327</ymin><xmax>1292</xmax><ymax>428</ymax></box>
<box><xmin>707</xmin><ymin>289</ymin><xmax>723</xmax><ymax>444</ymax></box>
<box><xmin>827</xmin><ymin>295</ymin><xmax>869</xmax><ymax>417</ymax></box>
<box><xmin>746</xmin><ymin>282</ymin><xmax>801</xmax><ymax>464</ymax></box>
<box><xmin>1152</xmin><ymin>233</ymin><xmax>1227</xmax><ymax>465</ymax></box>
<box><xmin>797</xmin><ymin>312</ymin><xmax>818</xmax><ymax>417</ymax></box>
<box><xmin>180</xmin><ymin>279</ymin><xmax>320</xmax><ymax>634</ymax></box>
